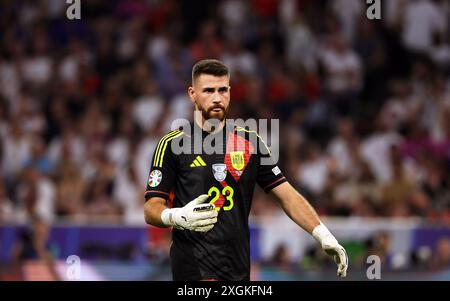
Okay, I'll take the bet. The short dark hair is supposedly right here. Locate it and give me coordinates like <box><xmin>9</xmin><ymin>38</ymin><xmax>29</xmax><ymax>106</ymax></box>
<box><xmin>192</xmin><ymin>59</ymin><xmax>229</xmax><ymax>84</ymax></box>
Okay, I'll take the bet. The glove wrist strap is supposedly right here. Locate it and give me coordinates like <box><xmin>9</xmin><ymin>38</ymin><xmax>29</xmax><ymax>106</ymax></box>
<box><xmin>161</xmin><ymin>208</ymin><xmax>176</xmax><ymax>227</ymax></box>
<box><xmin>312</xmin><ymin>222</ymin><xmax>338</xmax><ymax>245</ymax></box>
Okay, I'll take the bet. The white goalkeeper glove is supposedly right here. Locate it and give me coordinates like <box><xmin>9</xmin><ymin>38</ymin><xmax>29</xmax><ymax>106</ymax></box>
<box><xmin>312</xmin><ymin>222</ymin><xmax>348</xmax><ymax>278</ymax></box>
<box><xmin>161</xmin><ymin>194</ymin><xmax>218</xmax><ymax>232</ymax></box>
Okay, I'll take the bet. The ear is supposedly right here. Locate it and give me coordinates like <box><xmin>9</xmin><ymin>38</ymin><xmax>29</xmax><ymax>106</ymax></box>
<box><xmin>188</xmin><ymin>86</ymin><xmax>196</xmax><ymax>105</ymax></box>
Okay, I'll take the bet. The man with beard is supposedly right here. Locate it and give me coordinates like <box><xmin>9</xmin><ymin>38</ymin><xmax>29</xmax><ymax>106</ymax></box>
<box><xmin>143</xmin><ymin>59</ymin><xmax>348</xmax><ymax>281</ymax></box>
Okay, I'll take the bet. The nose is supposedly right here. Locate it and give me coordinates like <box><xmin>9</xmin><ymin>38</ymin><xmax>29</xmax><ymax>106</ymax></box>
<box><xmin>212</xmin><ymin>91</ymin><xmax>221</xmax><ymax>103</ymax></box>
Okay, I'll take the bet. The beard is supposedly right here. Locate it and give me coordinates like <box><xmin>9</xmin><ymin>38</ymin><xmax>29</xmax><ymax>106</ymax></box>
<box><xmin>196</xmin><ymin>102</ymin><xmax>228</xmax><ymax>122</ymax></box>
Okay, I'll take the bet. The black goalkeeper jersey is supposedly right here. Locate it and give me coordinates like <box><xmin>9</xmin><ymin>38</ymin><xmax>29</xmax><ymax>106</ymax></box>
<box><xmin>144</xmin><ymin>122</ymin><xmax>286</xmax><ymax>280</ymax></box>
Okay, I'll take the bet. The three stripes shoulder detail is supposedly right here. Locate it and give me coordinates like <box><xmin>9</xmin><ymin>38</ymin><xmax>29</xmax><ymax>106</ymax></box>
<box><xmin>153</xmin><ymin>130</ymin><xmax>184</xmax><ymax>167</ymax></box>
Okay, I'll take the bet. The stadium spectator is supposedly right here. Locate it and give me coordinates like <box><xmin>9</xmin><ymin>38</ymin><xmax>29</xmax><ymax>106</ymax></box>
<box><xmin>0</xmin><ymin>0</ymin><xmax>448</xmax><ymax>225</ymax></box>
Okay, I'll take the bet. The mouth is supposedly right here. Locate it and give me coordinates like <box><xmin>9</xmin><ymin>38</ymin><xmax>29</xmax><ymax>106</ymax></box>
<box><xmin>210</xmin><ymin>105</ymin><xmax>224</xmax><ymax>113</ymax></box>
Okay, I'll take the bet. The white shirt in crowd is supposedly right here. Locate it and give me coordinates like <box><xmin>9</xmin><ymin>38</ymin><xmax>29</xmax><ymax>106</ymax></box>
<box><xmin>133</xmin><ymin>94</ymin><xmax>164</xmax><ymax>132</ymax></box>
<box><xmin>320</xmin><ymin>45</ymin><xmax>363</xmax><ymax>94</ymax></box>
<box><xmin>402</xmin><ymin>0</ymin><xmax>447</xmax><ymax>53</ymax></box>
<box><xmin>297</xmin><ymin>157</ymin><xmax>329</xmax><ymax>195</ymax></box>
<box><xmin>360</xmin><ymin>131</ymin><xmax>403</xmax><ymax>183</ymax></box>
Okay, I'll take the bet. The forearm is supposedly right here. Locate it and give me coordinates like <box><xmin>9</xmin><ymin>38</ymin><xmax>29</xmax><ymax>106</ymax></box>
<box><xmin>271</xmin><ymin>182</ymin><xmax>348</xmax><ymax>277</ymax></box>
<box><xmin>144</xmin><ymin>197</ymin><xmax>169</xmax><ymax>227</ymax></box>
<box><xmin>272</xmin><ymin>182</ymin><xmax>321</xmax><ymax>234</ymax></box>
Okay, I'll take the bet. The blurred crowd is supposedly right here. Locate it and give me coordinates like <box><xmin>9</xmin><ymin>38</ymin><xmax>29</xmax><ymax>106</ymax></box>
<box><xmin>267</xmin><ymin>231</ymin><xmax>450</xmax><ymax>275</ymax></box>
<box><xmin>0</xmin><ymin>0</ymin><xmax>449</xmax><ymax>225</ymax></box>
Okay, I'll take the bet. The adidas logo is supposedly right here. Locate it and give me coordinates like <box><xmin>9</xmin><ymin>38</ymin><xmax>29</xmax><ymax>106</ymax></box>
<box><xmin>190</xmin><ymin>156</ymin><xmax>207</xmax><ymax>167</ymax></box>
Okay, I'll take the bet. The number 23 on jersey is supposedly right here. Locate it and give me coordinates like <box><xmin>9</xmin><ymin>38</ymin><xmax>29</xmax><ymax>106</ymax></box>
<box><xmin>208</xmin><ymin>186</ymin><xmax>235</xmax><ymax>212</ymax></box>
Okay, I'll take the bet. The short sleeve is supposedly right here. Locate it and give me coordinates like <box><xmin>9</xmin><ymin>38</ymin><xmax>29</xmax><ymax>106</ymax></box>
<box><xmin>144</xmin><ymin>130</ymin><xmax>182</xmax><ymax>201</ymax></box>
<box><xmin>255</xmin><ymin>135</ymin><xmax>287</xmax><ymax>193</ymax></box>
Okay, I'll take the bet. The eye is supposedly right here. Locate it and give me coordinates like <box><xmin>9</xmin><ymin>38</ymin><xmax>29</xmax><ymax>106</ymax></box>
<box><xmin>218</xmin><ymin>87</ymin><xmax>229</xmax><ymax>93</ymax></box>
<box><xmin>203</xmin><ymin>88</ymin><xmax>214</xmax><ymax>93</ymax></box>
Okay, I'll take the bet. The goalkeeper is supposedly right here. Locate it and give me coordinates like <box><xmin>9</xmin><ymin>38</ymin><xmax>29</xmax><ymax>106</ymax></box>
<box><xmin>144</xmin><ymin>59</ymin><xmax>348</xmax><ymax>281</ymax></box>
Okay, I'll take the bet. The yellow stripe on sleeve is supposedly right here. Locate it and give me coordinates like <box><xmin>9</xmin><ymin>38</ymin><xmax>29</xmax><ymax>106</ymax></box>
<box><xmin>153</xmin><ymin>130</ymin><xmax>180</xmax><ymax>167</ymax></box>
<box><xmin>157</xmin><ymin>131</ymin><xmax>184</xmax><ymax>167</ymax></box>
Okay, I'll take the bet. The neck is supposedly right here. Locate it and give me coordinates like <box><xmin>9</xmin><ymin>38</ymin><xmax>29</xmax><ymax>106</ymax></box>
<box><xmin>194</xmin><ymin>110</ymin><xmax>225</xmax><ymax>134</ymax></box>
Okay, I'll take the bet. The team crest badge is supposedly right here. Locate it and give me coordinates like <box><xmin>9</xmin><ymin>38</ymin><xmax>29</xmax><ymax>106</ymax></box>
<box><xmin>148</xmin><ymin>170</ymin><xmax>162</xmax><ymax>187</ymax></box>
<box><xmin>230</xmin><ymin>151</ymin><xmax>245</xmax><ymax>170</ymax></box>
<box><xmin>212</xmin><ymin>164</ymin><xmax>227</xmax><ymax>182</ymax></box>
